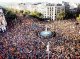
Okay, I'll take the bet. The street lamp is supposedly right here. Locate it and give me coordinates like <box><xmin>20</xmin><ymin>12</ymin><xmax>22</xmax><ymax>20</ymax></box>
<box><xmin>79</xmin><ymin>30</ymin><xmax>80</xmax><ymax>34</ymax></box>
<box><xmin>46</xmin><ymin>42</ymin><xmax>50</xmax><ymax>59</ymax></box>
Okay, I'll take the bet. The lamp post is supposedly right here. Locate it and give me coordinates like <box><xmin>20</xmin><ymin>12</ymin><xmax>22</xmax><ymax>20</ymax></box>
<box><xmin>79</xmin><ymin>30</ymin><xmax>80</xmax><ymax>34</ymax></box>
<box><xmin>46</xmin><ymin>42</ymin><xmax>50</xmax><ymax>59</ymax></box>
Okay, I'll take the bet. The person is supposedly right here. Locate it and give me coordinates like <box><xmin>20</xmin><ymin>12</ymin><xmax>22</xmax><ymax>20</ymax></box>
<box><xmin>0</xmin><ymin>55</ymin><xmax>3</xmax><ymax>59</ymax></box>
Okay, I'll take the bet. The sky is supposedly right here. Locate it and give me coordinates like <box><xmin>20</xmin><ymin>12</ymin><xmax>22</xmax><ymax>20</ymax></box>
<box><xmin>0</xmin><ymin>0</ymin><xmax>80</xmax><ymax>3</ymax></box>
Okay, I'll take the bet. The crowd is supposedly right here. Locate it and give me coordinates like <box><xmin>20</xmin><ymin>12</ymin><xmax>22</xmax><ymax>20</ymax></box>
<box><xmin>0</xmin><ymin>16</ymin><xmax>80</xmax><ymax>59</ymax></box>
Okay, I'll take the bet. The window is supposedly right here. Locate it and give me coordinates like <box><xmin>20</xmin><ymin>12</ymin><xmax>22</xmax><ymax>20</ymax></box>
<box><xmin>44</xmin><ymin>16</ymin><xmax>46</xmax><ymax>18</ymax></box>
<box><xmin>57</xmin><ymin>10</ymin><xmax>60</xmax><ymax>13</ymax></box>
<box><xmin>62</xmin><ymin>9</ymin><xmax>64</xmax><ymax>11</ymax></box>
<box><xmin>57</xmin><ymin>7</ymin><xmax>60</xmax><ymax>10</ymax></box>
<box><xmin>47</xmin><ymin>8</ymin><xmax>49</xmax><ymax>10</ymax></box>
<box><xmin>47</xmin><ymin>11</ymin><xmax>49</xmax><ymax>15</ymax></box>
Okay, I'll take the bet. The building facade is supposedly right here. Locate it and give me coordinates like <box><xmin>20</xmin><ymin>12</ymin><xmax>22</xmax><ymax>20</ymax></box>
<box><xmin>11</xmin><ymin>3</ymin><xmax>65</xmax><ymax>20</ymax></box>
<box><xmin>0</xmin><ymin>8</ymin><xmax>7</xmax><ymax>32</ymax></box>
<box><xmin>36</xmin><ymin>3</ymin><xmax>65</xmax><ymax>20</ymax></box>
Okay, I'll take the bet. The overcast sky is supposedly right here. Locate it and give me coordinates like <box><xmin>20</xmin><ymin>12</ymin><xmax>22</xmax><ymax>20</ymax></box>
<box><xmin>0</xmin><ymin>0</ymin><xmax>80</xmax><ymax>3</ymax></box>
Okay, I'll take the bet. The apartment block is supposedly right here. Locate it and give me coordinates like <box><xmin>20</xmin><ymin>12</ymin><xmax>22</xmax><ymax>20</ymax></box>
<box><xmin>12</xmin><ymin>3</ymin><xmax>65</xmax><ymax>20</ymax></box>
<box><xmin>0</xmin><ymin>8</ymin><xmax>7</xmax><ymax>32</ymax></box>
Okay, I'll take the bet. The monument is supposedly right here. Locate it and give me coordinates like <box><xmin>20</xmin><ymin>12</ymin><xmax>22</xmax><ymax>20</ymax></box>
<box><xmin>39</xmin><ymin>25</ymin><xmax>56</xmax><ymax>38</ymax></box>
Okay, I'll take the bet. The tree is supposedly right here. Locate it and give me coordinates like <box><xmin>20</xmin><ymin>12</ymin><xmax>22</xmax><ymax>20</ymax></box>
<box><xmin>77</xmin><ymin>4</ymin><xmax>80</xmax><ymax>14</ymax></box>
<box><xmin>30</xmin><ymin>11</ymin><xmax>43</xmax><ymax>18</ymax></box>
<box><xmin>56</xmin><ymin>11</ymin><xmax>65</xmax><ymax>20</ymax></box>
<box><xmin>22</xmin><ymin>10</ymin><xmax>30</xmax><ymax>17</ymax></box>
<box><xmin>75</xmin><ymin>4</ymin><xmax>80</xmax><ymax>18</ymax></box>
<box><xmin>2</xmin><ymin>8</ymin><xmax>18</xmax><ymax>26</ymax></box>
<box><xmin>5</xmin><ymin>9</ymin><xmax>17</xmax><ymax>20</ymax></box>
<box><xmin>76</xmin><ymin>14</ymin><xmax>80</xmax><ymax>22</ymax></box>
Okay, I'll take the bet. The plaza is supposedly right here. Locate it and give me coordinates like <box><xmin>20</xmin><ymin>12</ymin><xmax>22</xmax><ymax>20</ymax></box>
<box><xmin>0</xmin><ymin>15</ymin><xmax>79</xmax><ymax>59</ymax></box>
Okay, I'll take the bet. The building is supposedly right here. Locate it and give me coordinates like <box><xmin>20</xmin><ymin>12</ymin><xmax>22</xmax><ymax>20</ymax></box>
<box><xmin>10</xmin><ymin>2</ymin><xmax>65</xmax><ymax>20</ymax></box>
<box><xmin>35</xmin><ymin>3</ymin><xmax>65</xmax><ymax>20</ymax></box>
<box><xmin>55</xmin><ymin>4</ymin><xmax>65</xmax><ymax>19</ymax></box>
<box><xmin>0</xmin><ymin>8</ymin><xmax>7</xmax><ymax>32</ymax></box>
<box><xmin>62</xmin><ymin>1</ymin><xmax>70</xmax><ymax>12</ymax></box>
<box><xmin>40</xmin><ymin>3</ymin><xmax>56</xmax><ymax>20</ymax></box>
<box><xmin>69</xmin><ymin>3</ymin><xmax>78</xmax><ymax>13</ymax></box>
<box><xmin>62</xmin><ymin>1</ymin><xmax>79</xmax><ymax>13</ymax></box>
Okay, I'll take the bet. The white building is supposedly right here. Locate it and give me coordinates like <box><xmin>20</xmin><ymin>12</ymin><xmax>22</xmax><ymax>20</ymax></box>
<box><xmin>35</xmin><ymin>3</ymin><xmax>65</xmax><ymax>20</ymax></box>
<box><xmin>38</xmin><ymin>3</ymin><xmax>56</xmax><ymax>20</ymax></box>
<box><xmin>55</xmin><ymin>4</ymin><xmax>65</xmax><ymax>18</ymax></box>
<box><xmin>10</xmin><ymin>2</ymin><xmax>65</xmax><ymax>20</ymax></box>
<box><xmin>20</xmin><ymin>3</ymin><xmax>65</xmax><ymax>20</ymax></box>
<box><xmin>0</xmin><ymin>8</ymin><xmax>7</xmax><ymax>32</ymax></box>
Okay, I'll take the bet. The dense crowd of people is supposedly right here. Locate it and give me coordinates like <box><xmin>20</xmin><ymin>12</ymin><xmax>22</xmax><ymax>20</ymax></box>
<box><xmin>0</xmin><ymin>16</ymin><xmax>80</xmax><ymax>59</ymax></box>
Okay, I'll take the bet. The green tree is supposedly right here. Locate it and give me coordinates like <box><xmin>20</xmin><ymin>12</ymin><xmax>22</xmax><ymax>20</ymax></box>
<box><xmin>30</xmin><ymin>11</ymin><xmax>43</xmax><ymax>18</ymax></box>
<box><xmin>3</xmin><ymin>8</ymin><xmax>17</xmax><ymax>20</ymax></box>
<box><xmin>56</xmin><ymin>11</ymin><xmax>65</xmax><ymax>20</ymax></box>
<box><xmin>3</xmin><ymin>8</ymin><xmax>17</xmax><ymax>26</ymax></box>
<box><xmin>37</xmin><ymin>12</ymin><xmax>43</xmax><ymax>18</ymax></box>
<box><xmin>77</xmin><ymin>4</ymin><xmax>80</xmax><ymax>14</ymax></box>
<box><xmin>23</xmin><ymin>10</ymin><xmax>30</xmax><ymax>15</ymax></box>
<box><xmin>76</xmin><ymin>14</ymin><xmax>80</xmax><ymax>22</ymax></box>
